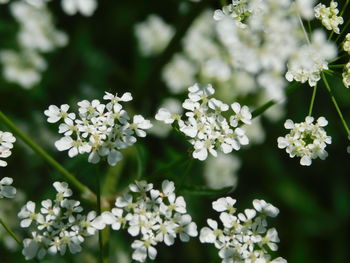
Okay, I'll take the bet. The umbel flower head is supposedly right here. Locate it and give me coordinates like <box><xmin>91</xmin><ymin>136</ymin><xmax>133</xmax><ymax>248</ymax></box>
<box><xmin>344</xmin><ymin>33</ymin><xmax>350</xmax><ymax>54</ymax></box>
<box><xmin>93</xmin><ymin>180</ymin><xmax>198</xmax><ymax>262</ymax></box>
<box><xmin>342</xmin><ymin>62</ymin><xmax>350</xmax><ymax>88</ymax></box>
<box><xmin>277</xmin><ymin>116</ymin><xmax>331</xmax><ymax>166</ymax></box>
<box><xmin>155</xmin><ymin>84</ymin><xmax>252</xmax><ymax>161</ymax></box>
<box><xmin>285</xmin><ymin>30</ymin><xmax>336</xmax><ymax>87</ymax></box>
<box><xmin>45</xmin><ymin>91</ymin><xmax>152</xmax><ymax>166</ymax></box>
<box><xmin>0</xmin><ymin>177</ymin><xmax>16</xmax><ymax>199</ymax></box>
<box><xmin>199</xmin><ymin>197</ymin><xmax>286</xmax><ymax>263</ymax></box>
<box><xmin>314</xmin><ymin>1</ymin><xmax>344</xmax><ymax>34</ymax></box>
<box><xmin>18</xmin><ymin>182</ymin><xmax>99</xmax><ymax>260</ymax></box>
<box><xmin>213</xmin><ymin>0</ymin><xmax>252</xmax><ymax>28</ymax></box>
<box><xmin>0</xmin><ymin>130</ymin><xmax>16</xmax><ymax>167</ymax></box>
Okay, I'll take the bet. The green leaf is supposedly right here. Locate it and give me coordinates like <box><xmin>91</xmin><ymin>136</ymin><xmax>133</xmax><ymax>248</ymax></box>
<box><xmin>179</xmin><ymin>185</ymin><xmax>235</xmax><ymax>196</ymax></box>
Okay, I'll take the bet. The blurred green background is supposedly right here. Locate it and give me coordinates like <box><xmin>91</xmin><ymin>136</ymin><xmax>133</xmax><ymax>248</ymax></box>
<box><xmin>1</xmin><ymin>0</ymin><xmax>350</xmax><ymax>262</ymax></box>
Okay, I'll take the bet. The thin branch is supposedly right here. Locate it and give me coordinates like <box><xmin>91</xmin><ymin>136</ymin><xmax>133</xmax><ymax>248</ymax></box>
<box><xmin>321</xmin><ymin>73</ymin><xmax>350</xmax><ymax>135</ymax></box>
<box><xmin>0</xmin><ymin>111</ymin><xmax>96</xmax><ymax>203</ymax></box>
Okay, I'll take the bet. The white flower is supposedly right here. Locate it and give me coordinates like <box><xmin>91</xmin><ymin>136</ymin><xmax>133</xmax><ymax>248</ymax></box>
<box><xmin>200</xmin><ymin>197</ymin><xmax>286</xmax><ymax>263</ymax></box>
<box><xmin>314</xmin><ymin>1</ymin><xmax>343</xmax><ymax>34</ymax></box>
<box><xmin>19</xmin><ymin>182</ymin><xmax>98</xmax><ymax>260</ymax></box>
<box><xmin>174</xmin><ymin>214</ymin><xmax>198</xmax><ymax>242</ymax></box>
<box><xmin>199</xmin><ymin>219</ymin><xmax>223</xmax><ymax>244</ymax></box>
<box><xmin>131</xmin><ymin>237</ymin><xmax>158</xmax><ymax>262</ymax></box>
<box><xmin>277</xmin><ymin>116</ymin><xmax>332</xmax><ymax>166</ymax></box>
<box><xmin>0</xmin><ymin>131</ymin><xmax>16</xmax><ymax>167</ymax></box>
<box><xmin>294</xmin><ymin>0</ymin><xmax>317</xmax><ymax>20</ymax></box>
<box><xmin>204</xmin><ymin>153</ymin><xmax>240</xmax><ymax>190</ymax></box>
<box><xmin>0</xmin><ymin>49</ymin><xmax>47</xmax><ymax>89</ymax></box>
<box><xmin>135</xmin><ymin>15</ymin><xmax>175</xmax><ymax>56</ymax></box>
<box><xmin>44</xmin><ymin>104</ymin><xmax>73</xmax><ymax>123</ymax></box>
<box><xmin>230</xmin><ymin>102</ymin><xmax>252</xmax><ymax>126</ymax></box>
<box><xmin>156</xmin><ymin>84</ymin><xmax>252</xmax><ymax>161</ymax></box>
<box><xmin>212</xmin><ymin>197</ymin><xmax>237</xmax><ymax>213</ymax></box>
<box><xmin>344</xmin><ymin>34</ymin><xmax>350</xmax><ymax>54</ymax></box>
<box><xmin>342</xmin><ymin>62</ymin><xmax>350</xmax><ymax>88</ymax></box>
<box><xmin>253</xmin><ymin>199</ymin><xmax>279</xmax><ymax>218</ymax></box>
<box><xmin>285</xmin><ymin>30</ymin><xmax>336</xmax><ymax>87</ymax></box>
<box><xmin>1</xmin><ymin>1</ymin><xmax>67</xmax><ymax>89</ymax></box>
<box><xmin>213</xmin><ymin>0</ymin><xmax>252</xmax><ymax>29</ymax></box>
<box><xmin>61</xmin><ymin>0</ymin><xmax>97</xmax><ymax>16</ymax></box>
<box><xmin>0</xmin><ymin>177</ymin><xmax>17</xmax><ymax>199</ymax></box>
<box><xmin>46</xmin><ymin>91</ymin><xmax>152</xmax><ymax>166</ymax></box>
<box><xmin>100</xmin><ymin>180</ymin><xmax>197</xmax><ymax>262</ymax></box>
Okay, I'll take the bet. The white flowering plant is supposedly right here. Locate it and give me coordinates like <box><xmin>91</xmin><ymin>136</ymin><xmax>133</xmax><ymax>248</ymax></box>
<box><xmin>0</xmin><ymin>0</ymin><xmax>350</xmax><ymax>262</ymax></box>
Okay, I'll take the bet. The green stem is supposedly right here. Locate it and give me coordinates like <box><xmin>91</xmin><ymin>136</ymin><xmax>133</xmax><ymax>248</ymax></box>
<box><xmin>340</xmin><ymin>0</ymin><xmax>350</xmax><ymax>17</ymax></box>
<box><xmin>0</xmin><ymin>111</ymin><xmax>96</xmax><ymax>203</ymax></box>
<box><xmin>0</xmin><ymin>218</ymin><xmax>40</xmax><ymax>263</ymax></box>
<box><xmin>96</xmin><ymin>168</ymin><xmax>104</xmax><ymax>263</ymax></box>
<box><xmin>308</xmin><ymin>85</ymin><xmax>318</xmax><ymax>116</ymax></box>
<box><xmin>297</xmin><ymin>11</ymin><xmax>310</xmax><ymax>44</ymax></box>
<box><xmin>321</xmin><ymin>73</ymin><xmax>350</xmax><ymax>135</ymax></box>
<box><xmin>336</xmin><ymin>18</ymin><xmax>350</xmax><ymax>43</ymax></box>
<box><xmin>177</xmin><ymin>158</ymin><xmax>194</xmax><ymax>193</ymax></box>
<box><xmin>0</xmin><ymin>218</ymin><xmax>21</xmax><ymax>245</ymax></box>
<box><xmin>329</xmin><ymin>64</ymin><xmax>346</xmax><ymax>68</ymax></box>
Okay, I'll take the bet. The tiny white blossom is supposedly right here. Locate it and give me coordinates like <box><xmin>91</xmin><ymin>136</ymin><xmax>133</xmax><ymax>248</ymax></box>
<box><xmin>0</xmin><ymin>131</ymin><xmax>16</xmax><ymax>167</ymax></box>
<box><xmin>343</xmin><ymin>34</ymin><xmax>350</xmax><ymax>54</ymax></box>
<box><xmin>61</xmin><ymin>0</ymin><xmax>97</xmax><ymax>16</ymax></box>
<box><xmin>135</xmin><ymin>15</ymin><xmax>175</xmax><ymax>56</ymax></box>
<box><xmin>342</xmin><ymin>62</ymin><xmax>350</xmax><ymax>88</ymax></box>
<box><xmin>0</xmin><ymin>177</ymin><xmax>17</xmax><ymax>199</ymax></box>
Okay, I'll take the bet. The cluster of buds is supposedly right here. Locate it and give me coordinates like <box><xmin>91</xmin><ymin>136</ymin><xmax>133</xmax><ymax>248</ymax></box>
<box><xmin>314</xmin><ymin>1</ymin><xmax>344</xmax><ymax>34</ymax></box>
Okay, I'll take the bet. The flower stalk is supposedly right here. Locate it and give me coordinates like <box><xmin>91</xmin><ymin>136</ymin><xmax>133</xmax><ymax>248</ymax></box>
<box><xmin>0</xmin><ymin>111</ymin><xmax>96</xmax><ymax>203</ymax></box>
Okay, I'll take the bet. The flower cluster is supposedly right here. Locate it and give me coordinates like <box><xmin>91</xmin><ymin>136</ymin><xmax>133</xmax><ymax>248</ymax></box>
<box><xmin>285</xmin><ymin>30</ymin><xmax>336</xmax><ymax>87</ymax></box>
<box><xmin>45</xmin><ymin>91</ymin><xmax>152</xmax><ymax>166</ymax></box>
<box><xmin>314</xmin><ymin>1</ymin><xmax>343</xmax><ymax>34</ymax></box>
<box><xmin>0</xmin><ymin>131</ymin><xmax>16</xmax><ymax>167</ymax></box>
<box><xmin>0</xmin><ymin>177</ymin><xmax>16</xmax><ymax>199</ymax></box>
<box><xmin>18</xmin><ymin>182</ymin><xmax>98</xmax><ymax>260</ymax></box>
<box><xmin>155</xmin><ymin>84</ymin><xmax>252</xmax><ymax>161</ymax></box>
<box><xmin>200</xmin><ymin>197</ymin><xmax>286</xmax><ymax>263</ymax></box>
<box><xmin>343</xmin><ymin>62</ymin><xmax>350</xmax><ymax>88</ymax></box>
<box><xmin>277</xmin><ymin>116</ymin><xmax>331</xmax><ymax>166</ymax></box>
<box><xmin>0</xmin><ymin>0</ymin><xmax>67</xmax><ymax>88</ymax></box>
<box><xmin>94</xmin><ymin>180</ymin><xmax>198</xmax><ymax>262</ymax></box>
<box><xmin>344</xmin><ymin>33</ymin><xmax>350</xmax><ymax>54</ymax></box>
<box><xmin>61</xmin><ymin>0</ymin><xmax>98</xmax><ymax>16</ymax></box>
<box><xmin>134</xmin><ymin>15</ymin><xmax>174</xmax><ymax>56</ymax></box>
<box><xmin>213</xmin><ymin>0</ymin><xmax>252</xmax><ymax>28</ymax></box>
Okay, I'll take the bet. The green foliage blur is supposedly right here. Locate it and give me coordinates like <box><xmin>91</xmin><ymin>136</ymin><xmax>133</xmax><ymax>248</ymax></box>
<box><xmin>1</xmin><ymin>0</ymin><xmax>350</xmax><ymax>262</ymax></box>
